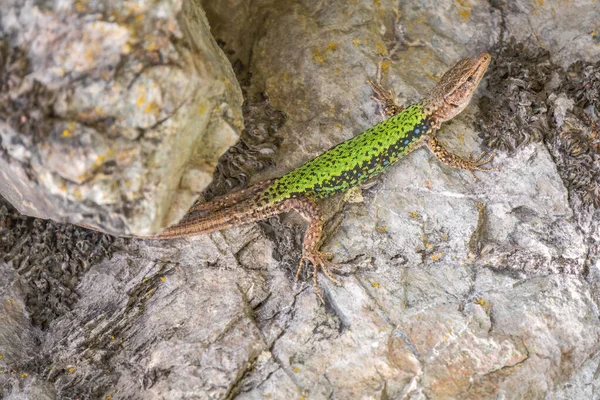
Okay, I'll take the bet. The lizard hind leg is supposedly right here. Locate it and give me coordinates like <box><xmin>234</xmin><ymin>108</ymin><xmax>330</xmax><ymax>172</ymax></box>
<box><xmin>288</xmin><ymin>197</ymin><xmax>342</xmax><ymax>303</ymax></box>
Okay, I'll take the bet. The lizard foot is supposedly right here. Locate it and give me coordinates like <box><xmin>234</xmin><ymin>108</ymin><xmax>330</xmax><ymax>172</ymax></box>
<box><xmin>464</xmin><ymin>152</ymin><xmax>498</xmax><ymax>179</ymax></box>
<box><xmin>368</xmin><ymin>80</ymin><xmax>404</xmax><ymax>117</ymax></box>
<box><xmin>296</xmin><ymin>251</ymin><xmax>342</xmax><ymax>303</ymax></box>
<box><xmin>427</xmin><ymin>136</ymin><xmax>499</xmax><ymax>179</ymax></box>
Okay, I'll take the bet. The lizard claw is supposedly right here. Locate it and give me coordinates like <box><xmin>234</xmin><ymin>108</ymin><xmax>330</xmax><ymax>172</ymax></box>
<box><xmin>465</xmin><ymin>152</ymin><xmax>498</xmax><ymax>179</ymax></box>
<box><xmin>296</xmin><ymin>251</ymin><xmax>342</xmax><ymax>303</ymax></box>
<box><xmin>368</xmin><ymin>81</ymin><xmax>395</xmax><ymax>105</ymax></box>
<box><xmin>469</xmin><ymin>151</ymin><xmax>496</xmax><ymax>165</ymax></box>
<box><xmin>368</xmin><ymin>80</ymin><xmax>404</xmax><ymax>117</ymax></box>
<box><xmin>368</xmin><ymin>80</ymin><xmax>393</xmax><ymax>99</ymax></box>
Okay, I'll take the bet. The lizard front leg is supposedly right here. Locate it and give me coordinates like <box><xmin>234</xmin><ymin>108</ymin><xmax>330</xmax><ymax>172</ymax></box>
<box><xmin>368</xmin><ymin>80</ymin><xmax>404</xmax><ymax>118</ymax></box>
<box><xmin>426</xmin><ymin>136</ymin><xmax>496</xmax><ymax>178</ymax></box>
<box><xmin>287</xmin><ymin>196</ymin><xmax>341</xmax><ymax>303</ymax></box>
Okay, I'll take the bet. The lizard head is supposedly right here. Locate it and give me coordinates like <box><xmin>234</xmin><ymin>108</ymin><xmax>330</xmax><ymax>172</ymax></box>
<box><xmin>423</xmin><ymin>52</ymin><xmax>491</xmax><ymax>122</ymax></box>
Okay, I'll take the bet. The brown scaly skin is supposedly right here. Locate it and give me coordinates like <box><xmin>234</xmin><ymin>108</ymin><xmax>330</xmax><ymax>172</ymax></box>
<box><xmin>101</xmin><ymin>53</ymin><xmax>494</xmax><ymax>303</ymax></box>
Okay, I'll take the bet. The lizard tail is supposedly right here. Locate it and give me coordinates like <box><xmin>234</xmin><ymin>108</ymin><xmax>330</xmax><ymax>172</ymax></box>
<box><xmin>153</xmin><ymin>199</ymin><xmax>287</xmax><ymax>239</ymax></box>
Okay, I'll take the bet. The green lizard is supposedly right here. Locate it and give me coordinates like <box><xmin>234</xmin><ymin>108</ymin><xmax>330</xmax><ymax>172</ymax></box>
<box><xmin>153</xmin><ymin>52</ymin><xmax>493</xmax><ymax>301</ymax></box>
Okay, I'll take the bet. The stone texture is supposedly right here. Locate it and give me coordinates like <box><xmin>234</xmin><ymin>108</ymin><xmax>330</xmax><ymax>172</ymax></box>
<box><xmin>0</xmin><ymin>0</ymin><xmax>243</xmax><ymax>235</ymax></box>
<box><xmin>1</xmin><ymin>0</ymin><xmax>600</xmax><ymax>399</ymax></box>
<box><xmin>501</xmin><ymin>0</ymin><xmax>599</xmax><ymax>69</ymax></box>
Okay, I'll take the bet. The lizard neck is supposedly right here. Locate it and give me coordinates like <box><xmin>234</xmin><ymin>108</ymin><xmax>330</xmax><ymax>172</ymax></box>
<box><xmin>422</xmin><ymin>97</ymin><xmax>452</xmax><ymax>130</ymax></box>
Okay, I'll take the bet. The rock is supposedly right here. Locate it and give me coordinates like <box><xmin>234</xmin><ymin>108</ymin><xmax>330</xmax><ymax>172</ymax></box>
<box><xmin>1</xmin><ymin>0</ymin><xmax>600</xmax><ymax>398</ymax></box>
<box><xmin>0</xmin><ymin>0</ymin><xmax>243</xmax><ymax>235</ymax></box>
<box><xmin>502</xmin><ymin>0</ymin><xmax>599</xmax><ymax>69</ymax></box>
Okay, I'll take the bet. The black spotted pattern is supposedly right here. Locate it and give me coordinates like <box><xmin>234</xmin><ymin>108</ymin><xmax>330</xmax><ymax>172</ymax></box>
<box><xmin>260</xmin><ymin>104</ymin><xmax>434</xmax><ymax>203</ymax></box>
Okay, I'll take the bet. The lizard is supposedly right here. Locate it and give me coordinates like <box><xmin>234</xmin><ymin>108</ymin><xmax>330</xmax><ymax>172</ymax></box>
<box><xmin>128</xmin><ymin>52</ymin><xmax>494</xmax><ymax>302</ymax></box>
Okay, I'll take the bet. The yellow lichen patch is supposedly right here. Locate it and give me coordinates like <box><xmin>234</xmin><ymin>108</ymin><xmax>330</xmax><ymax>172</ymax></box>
<box><xmin>376</xmin><ymin>42</ymin><xmax>387</xmax><ymax>55</ymax></box>
<box><xmin>457</xmin><ymin>132</ymin><xmax>465</xmax><ymax>143</ymax></box>
<box><xmin>441</xmin><ymin>233</ymin><xmax>448</xmax><ymax>241</ymax></box>
<box><xmin>61</xmin><ymin>129</ymin><xmax>72</xmax><ymax>138</ymax></box>
<box><xmin>92</xmin><ymin>149</ymin><xmax>115</xmax><ymax>171</ymax></box>
<box><xmin>160</xmin><ymin>276</ymin><xmax>166</xmax><ymax>282</ymax></box>
<box><xmin>457</xmin><ymin>8</ymin><xmax>471</xmax><ymax>20</ymax></box>
<box><xmin>371</xmin><ymin>281</ymin><xmax>381</xmax><ymax>288</ymax></box>
<box><xmin>20</xmin><ymin>372</ymin><xmax>28</xmax><ymax>378</ymax></box>
<box><xmin>352</xmin><ymin>38</ymin><xmax>362</xmax><ymax>46</ymax></box>
<box><xmin>105</xmin><ymin>395</ymin><xmax>113</xmax><ymax>400</ymax></box>
<box><xmin>394</xmin><ymin>7</ymin><xmax>402</xmax><ymax>20</ymax></box>
<box><xmin>431</xmin><ymin>253</ymin><xmax>443</xmax><ymax>261</ymax></box>
<box><xmin>0</xmin><ymin>354</ymin><xmax>3</xmax><ymax>359</ymax></box>
<box><xmin>291</xmin><ymin>366</ymin><xmax>301</xmax><ymax>373</ymax></box>
<box><xmin>313</xmin><ymin>42</ymin><xmax>338</xmax><ymax>63</ymax></box>
<box><xmin>474</xmin><ymin>298</ymin><xmax>488</xmax><ymax>307</ymax></box>
<box><xmin>381</xmin><ymin>59</ymin><xmax>392</xmax><ymax>72</ymax></box>
<box><xmin>121</xmin><ymin>43</ymin><xmax>131</xmax><ymax>54</ymax></box>
<box><xmin>68</xmin><ymin>367</ymin><xmax>76</xmax><ymax>374</ymax></box>
<box><xmin>313</xmin><ymin>49</ymin><xmax>325</xmax><ymax>63</ymax></box>
<box><xmin>137</xmin><ymin>92</ymin><xmax>146</xmax><ymax>106</ymax></box>
<box><xmin>74</xmin><ymin>0</ymin><xmax>88</xmax><ymax>12</ymax></box>
<box><xmin>84</xmin><ymin>48</ymin><xmax>95</xmax><ymax>63</ymax></box>
<box><xmin>409</xmin><ymin>211</ymin><xmax>419</xmax><ymax>218</ymax></box>
<box><xmin>144</xmin><ymin>101</ymin><xmax>160</xmax><ymax>115</ymax></box>
<box><xmin>73</xmin><ymin>188</ymin><xmax>82</xmax><ymax>200</ymax></box>
<box><xmin>199</xmin><ymin>105</ymin><xmax>206</xmax><ymax>115</ymax></box>
<box><xmin>376</xmin><ymin>225</ymin><xmax>387</xmax><ymax>232</ymax></box>
<box><xmin>455</xmin><ymin>0</ymin><xmax>472</xmax><ymax>20</ymax></box>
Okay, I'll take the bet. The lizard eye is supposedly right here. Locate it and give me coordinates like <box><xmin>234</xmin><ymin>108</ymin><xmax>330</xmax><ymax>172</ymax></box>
<box><xmin>466</xmin><ymin>76</ymin><xmax>473</xmax><ymax>82</ymax></box>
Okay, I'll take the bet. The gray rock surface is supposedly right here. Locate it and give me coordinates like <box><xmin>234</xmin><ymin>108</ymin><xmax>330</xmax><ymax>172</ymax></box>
<box><xmin>2</xmin><ymin>0</ymin><xmax>600</xmax><ymax>399</ymax></box>
<box><xmin>0</xmin><ymin>0</ymin><xmax>243</xmax><ymax>235</ymax></box>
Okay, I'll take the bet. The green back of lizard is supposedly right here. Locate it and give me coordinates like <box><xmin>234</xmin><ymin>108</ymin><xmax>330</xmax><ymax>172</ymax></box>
<box><xmin>261</xmin><ymin>103</ymin><xmax>431</xmax><ymax>203</ymax></box>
